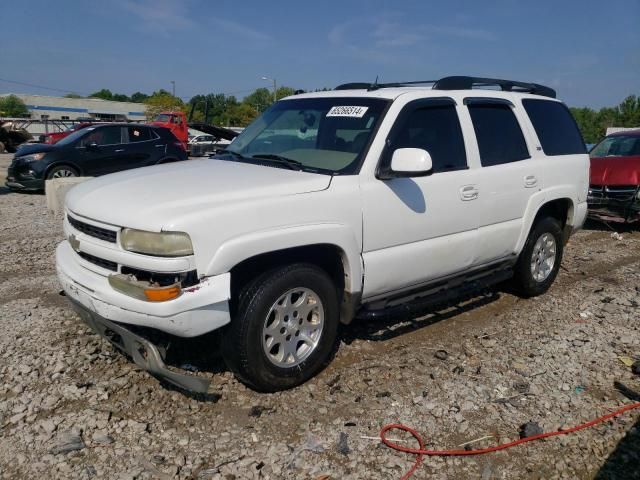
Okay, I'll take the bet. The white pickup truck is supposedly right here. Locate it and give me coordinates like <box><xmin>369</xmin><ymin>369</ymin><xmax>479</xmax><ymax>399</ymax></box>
<box><xmin>56</xmin><ymin>76</ymin><xmax>589</xmax><ymax>393</ymax></box>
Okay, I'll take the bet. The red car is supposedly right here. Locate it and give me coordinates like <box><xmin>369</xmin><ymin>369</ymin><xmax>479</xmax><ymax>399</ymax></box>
<box><xmin>588</xmin><ymin>129</ymin><xmax>640</xmax><ymax>223</ymax></box>
<box><xmin>42</xmin><ymin>122</ymin><xmax>104</xmax><ymax>144</ymax></box>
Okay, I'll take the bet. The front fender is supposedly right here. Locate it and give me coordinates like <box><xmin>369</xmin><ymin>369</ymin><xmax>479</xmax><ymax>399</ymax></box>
<box><xmin>205</xmin><ymin>223</ymin><xmax>363</xmax><ymax>293</ymax></box>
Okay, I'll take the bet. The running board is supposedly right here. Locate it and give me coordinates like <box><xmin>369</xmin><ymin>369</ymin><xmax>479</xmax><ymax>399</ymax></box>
<box><xmin>356</xmin><ymin>266</ymin><xmax>513</xmax><ymax>321</ymax></box>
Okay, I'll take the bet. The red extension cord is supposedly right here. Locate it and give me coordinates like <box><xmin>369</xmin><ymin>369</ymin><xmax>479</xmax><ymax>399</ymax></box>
<box><xmin>380</xmin><ymin>401</ymin><xmax>640</xmax><ymax>479</ymax></box>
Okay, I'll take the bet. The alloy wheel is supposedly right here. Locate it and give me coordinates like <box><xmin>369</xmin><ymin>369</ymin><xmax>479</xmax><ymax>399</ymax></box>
<box><xmin>530</xmin><ymin>232</ymin><xmax>557</xmax><ymax>282</ymax></box>
<box><xmin>262</xmin><ymin>287</ymin><xmax>324</xmax><ymax>367</ymax></box>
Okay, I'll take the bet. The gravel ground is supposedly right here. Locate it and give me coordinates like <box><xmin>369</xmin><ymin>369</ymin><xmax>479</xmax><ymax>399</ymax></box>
<box><xmin>1</xmin><ymin>152</ymin><xmax>639</xmax><ymax>479</ymax></box>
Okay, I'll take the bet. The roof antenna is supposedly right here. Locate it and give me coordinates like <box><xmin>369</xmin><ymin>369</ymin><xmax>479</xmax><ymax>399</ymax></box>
<box><xmin>369</xmin><ymin>75</ymin><xmax>379</xmax><ymax>91</ymax></box>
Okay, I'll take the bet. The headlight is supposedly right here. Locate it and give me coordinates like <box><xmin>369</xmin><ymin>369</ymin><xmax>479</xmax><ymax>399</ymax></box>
<box><xmin>19</xmin><ymin>153</ymin><xmax>46</xmax><ymax>162</ymax></box>
<box><xmin>120</xmin><ymin>229</ymin><xmax>193</xmax><ymax>256</ymax></box>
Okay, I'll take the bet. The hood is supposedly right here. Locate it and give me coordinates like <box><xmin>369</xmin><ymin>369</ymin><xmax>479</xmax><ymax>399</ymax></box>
<box><xmin>66</xmin><ymin>159</ymin><xmax>332</xmax><ymax>230</ymax></box>
<box><xmin>15</xmin><ymin>143</ymin><xmax>58</xmax><ymax>157</ymax></box>
<box><xmin>590</xmin><ymin>155</ymin><xmax>640</xmax><ymax>186</ymax></box>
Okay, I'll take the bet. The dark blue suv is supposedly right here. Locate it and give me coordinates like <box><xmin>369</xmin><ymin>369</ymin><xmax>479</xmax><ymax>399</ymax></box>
<box><xmin>6</xmin><ymin>123</ymin><xmax>188</xmax><ymax>191</ymax></box>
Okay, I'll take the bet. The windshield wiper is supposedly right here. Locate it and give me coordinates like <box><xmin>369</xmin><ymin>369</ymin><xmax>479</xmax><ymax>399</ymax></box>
<box><xmin>251</xmin><ymin>154</ymin><xmax>304</xmax><ymax>171</ymax></box>
<box><xmin>214</xmin><ymin>149</ymin><xmax>246</xmax><ymax>159</ymax></box>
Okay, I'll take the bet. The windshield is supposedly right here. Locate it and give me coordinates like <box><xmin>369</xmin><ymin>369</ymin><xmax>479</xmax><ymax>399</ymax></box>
<box><xmin>56</xmin><ymin>126</ymin><xmax>96</xmax><ymax>146</ymax></box>
<box><xmin>224</xmin><ymin>97</ymin><xmax>390</xmax><ymax>174</ymax></box>
<box><xmin>590</xmin><ymin>135</ymin><xmax>640</xmax><ymax>158</ymax></box>
<box><xmin>154</xmin><ymin>114</ymin><xmax>172</xmax><ymax>123</ymax></box>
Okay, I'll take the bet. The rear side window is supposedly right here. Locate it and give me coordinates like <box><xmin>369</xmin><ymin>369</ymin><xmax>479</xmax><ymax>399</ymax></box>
<box><xmin>523</xmin><ymin>99</ymin><xmax>586</xmax><ymax>156</ymax></box>
<box><xmin>468</xmin><ymin>104</ymin><xmax>529</xmax><ymax>166</ymax></box>
<box><xmin>391</xmin><ymin>105</ymin><xmax>467</xmax><ymax>172</ymax></box>
<box><xmin>126</xmin><ymin>126</ymin><xmax>152</xmax><ymax>143</ymax></box>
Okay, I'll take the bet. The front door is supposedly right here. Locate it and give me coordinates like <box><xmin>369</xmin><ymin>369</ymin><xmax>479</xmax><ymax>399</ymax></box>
<box><xmin>361</xmin><ymin>99</ymin><xmax>480</xmax><ymax>300</ymax></box>
<box><xmin>78</xmin><ymin>126</ymin><xmax>128</xmax><ymax>176</ymax></box>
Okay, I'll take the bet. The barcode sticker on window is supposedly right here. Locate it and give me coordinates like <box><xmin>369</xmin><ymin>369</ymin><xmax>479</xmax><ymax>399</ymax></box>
<box><xmin>326</xmin><ymin>106</ymin><xmax>369</xmax><ymax>118</ymax></box>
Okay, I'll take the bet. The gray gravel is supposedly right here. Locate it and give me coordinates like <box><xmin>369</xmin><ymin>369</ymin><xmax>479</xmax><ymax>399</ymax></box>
<box><xmin>1</xmin><ymin>152</ymin><xmax>639</xmax><ymax>479</ymax></box>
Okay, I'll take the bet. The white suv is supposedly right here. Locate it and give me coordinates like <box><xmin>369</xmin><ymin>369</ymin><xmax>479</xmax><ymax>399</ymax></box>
<box><xmin>56</xmin><ymin>76</ymin><xmax>589</xmax><ymax>392</ymax></box>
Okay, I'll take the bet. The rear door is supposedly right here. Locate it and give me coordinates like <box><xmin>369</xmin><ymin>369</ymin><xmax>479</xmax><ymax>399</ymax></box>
<box><xmin>118</xmin><ymin>126</ymin><xmax>157</xmax><ymax>170</ymax></box>
<box><xmin>463</xmin><ymin>98</ymin><xmax>538</xmax><ymax>264</ymax></box>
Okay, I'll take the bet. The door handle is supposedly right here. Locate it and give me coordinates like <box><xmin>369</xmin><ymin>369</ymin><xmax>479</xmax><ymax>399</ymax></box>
<box><xmin>155</xmin><ymin>144</ymin><xmax>166</xmax><ymax>148</ymax></box>
<box><xmin>460</xmin><ymin>185</ymin><xmax>479</xmax><ymax>201</ymax></box>
<box><xmin>115</xmin><ymin>149</ymin><xmax>125</xmax><ymax>153</ymax></box>
<box><xmin>524</xmin><ymin>175</ymin><xmax>538</xmax><ymax>188</ymax></box>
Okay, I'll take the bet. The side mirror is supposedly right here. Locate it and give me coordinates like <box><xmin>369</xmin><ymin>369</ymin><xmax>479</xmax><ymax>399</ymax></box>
<box><xmin>86</xmin><ymin>141</ymin><xmax>99</xmax><ymax>150</ymax></box>
<box><xmin>380</xmin><ymin>148</ymin><xmax>433</xmax><ymax>179</ymax></box>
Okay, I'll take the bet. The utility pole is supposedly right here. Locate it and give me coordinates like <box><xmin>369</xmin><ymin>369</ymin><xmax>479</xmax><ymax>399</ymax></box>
<box><xmin>170</xmin><ymin>80</ymin><xmax>176</xmax><ymax>97</ymax></box>
<box><xmin>261</xmin><ymin>76</ymin><xmax>277</xmax><ymax>103</ymax></box>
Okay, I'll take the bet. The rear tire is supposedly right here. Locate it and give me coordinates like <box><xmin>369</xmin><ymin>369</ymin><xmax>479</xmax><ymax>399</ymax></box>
<box><xmin>222</xmin><ymin>263</ymin><xmax>340</xmax><ymax>392</ymax></box>
<box><xmin>512</xmin><ymin>217</ymin><xmax>563</xmax><ymax>297</ymax></box>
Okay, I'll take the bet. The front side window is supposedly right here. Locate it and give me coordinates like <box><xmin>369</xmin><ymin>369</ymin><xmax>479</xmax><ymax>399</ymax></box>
<box><xmin>522</xmin><ymin>99</ymin><xmax>585</xmax><ymax>156</ymax></box>
<box><xmin>80</xmin><ymin>126</ymin><xmax>123</xmax><ymax>147</ymax></box>
<box><xmin>590</xmin><ymin>135</ymin><xmax>640</xmax><ymax>157</ymax></box>
<box><xmin>388</xmin><ymin>103</ymin><xmax>467</xmax><ymax>172</ymax></box>
<box><xmin>224</xmin><ymin>97</ymin><xmax>390</xmax><ymax>174</ymax></box>
<box><xmin>468</xmin><ymin>103</ymin><xmax>529</xmax><ymax>167</ymax></box>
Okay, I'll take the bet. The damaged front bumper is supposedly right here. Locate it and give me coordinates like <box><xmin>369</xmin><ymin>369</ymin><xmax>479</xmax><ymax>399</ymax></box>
<box><xmin>69</xmin><ymin>298</ymin><xmax>210</xmax><ymax>393</ymax></box>
<box><xmin>587</xmin><ymin>185</ymin><xmax>640</xmax><ymax>223</ymax></box>
<box><xmin>56</xmin><ymin>239</ymin><xmax>232</xmax><ymax>393</ymax></box>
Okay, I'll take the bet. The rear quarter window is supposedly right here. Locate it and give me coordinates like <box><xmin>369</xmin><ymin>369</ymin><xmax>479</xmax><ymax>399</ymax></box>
<box><xmin>522</xmin><ymin>99</ymin><xmax>586</xmax><ymax>156</ymax></box>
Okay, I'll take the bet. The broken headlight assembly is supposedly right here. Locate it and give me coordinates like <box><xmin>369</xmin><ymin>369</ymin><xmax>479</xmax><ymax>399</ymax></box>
<box><xmin>120</xmin><ymin>229</ymin><xmax>194</xmax><ymax>257</ymax></box>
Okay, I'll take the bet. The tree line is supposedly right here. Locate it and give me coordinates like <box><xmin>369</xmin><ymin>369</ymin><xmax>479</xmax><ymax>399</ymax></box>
<box><xmin>1</xmin><ymin>88</ymin><xmax>638</xmax><ymax>142</ymax></box>
<box><xmin>66</xmin><ymin>87</ymin><xmax>299</xmax><ymax>126</ymax></box>
<box><xmin>569</xmin><ymin>96</ymin><xmax>640</xmax><ymax>143</ymax></box>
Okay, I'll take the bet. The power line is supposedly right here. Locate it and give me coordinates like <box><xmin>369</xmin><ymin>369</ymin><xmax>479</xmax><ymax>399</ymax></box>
<box><xmin>0</xmin><ymin>77</ymin><xmax>88</xmax><ymax>96</ymax></box>
<box><xmin>0</xmin><ymin>77</ymin><xmax>268</xmax><ymax>101</ymax></box>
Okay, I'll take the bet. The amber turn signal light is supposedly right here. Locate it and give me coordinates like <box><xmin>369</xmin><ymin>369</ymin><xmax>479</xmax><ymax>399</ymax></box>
<box><xmin>144</xmin><ymin>285</ymin><xmax>182</xmax><ymax>302</ymax></box>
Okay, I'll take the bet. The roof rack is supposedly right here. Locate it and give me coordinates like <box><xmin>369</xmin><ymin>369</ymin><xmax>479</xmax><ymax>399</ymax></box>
<box><xmin>335</xmin><ymin>80</ymin><xmax>436</xmax><ymax>91</ymax></box>
<box><xmin>334</xmin><ymin>76</ymin><xmax>556</xmax><ymax>98</ymax></box>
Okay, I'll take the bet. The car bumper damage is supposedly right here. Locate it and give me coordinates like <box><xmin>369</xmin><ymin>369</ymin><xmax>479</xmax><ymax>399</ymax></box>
<box><xmin>68</xmin><ymin>299</ymin><xmax>211</xmax><ymax>393</ymax></box>
<box><xmin>56</xmin><ymin>234</ymin><xmax>232</xmax><ymax>393</ymax></box>
<box><xmin>587</xmin><ymin>185</ymin><xmax>640</xmax><ymax>223</ymax></box>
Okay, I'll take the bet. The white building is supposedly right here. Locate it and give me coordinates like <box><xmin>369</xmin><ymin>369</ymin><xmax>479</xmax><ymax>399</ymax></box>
<box><xmin>0</xmin><ymin>93</ymin><xmax>147</xmax><ymax>122</ymax></box>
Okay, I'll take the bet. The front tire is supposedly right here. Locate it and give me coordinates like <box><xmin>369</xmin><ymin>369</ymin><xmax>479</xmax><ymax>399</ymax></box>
<box><xmin>46</xmin><ymin>165</ymin><xmax>78</xmax><ymax>179</ymax></box>
<box><xmin>222</xmin><ymin>263</ymin><xmax>340</xmax><ymax>392</ymax></box>
<box><xmin>512</xmin><ymin>217</ymin><xmax>563</xmax><ymax>297</ymax></box>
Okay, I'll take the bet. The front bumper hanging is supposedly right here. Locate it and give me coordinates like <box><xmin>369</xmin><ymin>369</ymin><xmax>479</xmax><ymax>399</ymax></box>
<box><xmin>69</xmin><ymin>298</ymin><xmax>211</xmax><ymax>393</ymax></box>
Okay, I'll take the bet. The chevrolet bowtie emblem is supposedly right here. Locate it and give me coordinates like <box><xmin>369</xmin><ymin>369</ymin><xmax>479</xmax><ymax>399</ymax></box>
<box><xmin>69</xmin><ymin>234</ymin><xmax>81</xmax><ymax>252</ymax></box>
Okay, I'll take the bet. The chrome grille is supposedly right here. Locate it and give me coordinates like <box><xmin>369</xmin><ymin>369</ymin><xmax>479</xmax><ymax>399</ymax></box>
<box><xmin>78</xmin><ymin>252</ymin><xmax>117</xmax><ymax>271</ymax></box>
<box><xmin>68</xmin><ymin>215</ymin><xmax>117</xmax><ymax>243</ymax></box>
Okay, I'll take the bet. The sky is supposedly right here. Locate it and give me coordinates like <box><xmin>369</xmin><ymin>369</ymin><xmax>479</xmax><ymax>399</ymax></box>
<box><xmin>1</xmin><ymin>0</ymin><xmax>638</xmax><ymax>108</ymax></box>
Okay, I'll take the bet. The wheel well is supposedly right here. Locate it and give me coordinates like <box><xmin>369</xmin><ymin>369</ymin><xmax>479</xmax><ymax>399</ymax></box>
<box><xmin>229</xmin><ymin>244</ymin><xmax>346</xmax><ymax>312</ymax></box>
<box><xmin>45</xmin><ymin>163</ymin><xmax>80</xmax><ymax>178</ymax></box>
<box><xmin>534</xmin><ymin>198</ymin><xmax>572</xmax><ymax>228</ymax></box>
<box><xmin>533</xmin><ymin>198</ymin><xmax>574</xmax><ymax>244</ymax></box>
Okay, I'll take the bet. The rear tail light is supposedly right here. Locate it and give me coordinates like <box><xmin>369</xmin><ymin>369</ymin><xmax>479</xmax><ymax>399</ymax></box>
<box><xmin>174</xmin><ymin>141</ymin><xmax>187</xmax><ymax>151</ymax></box>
